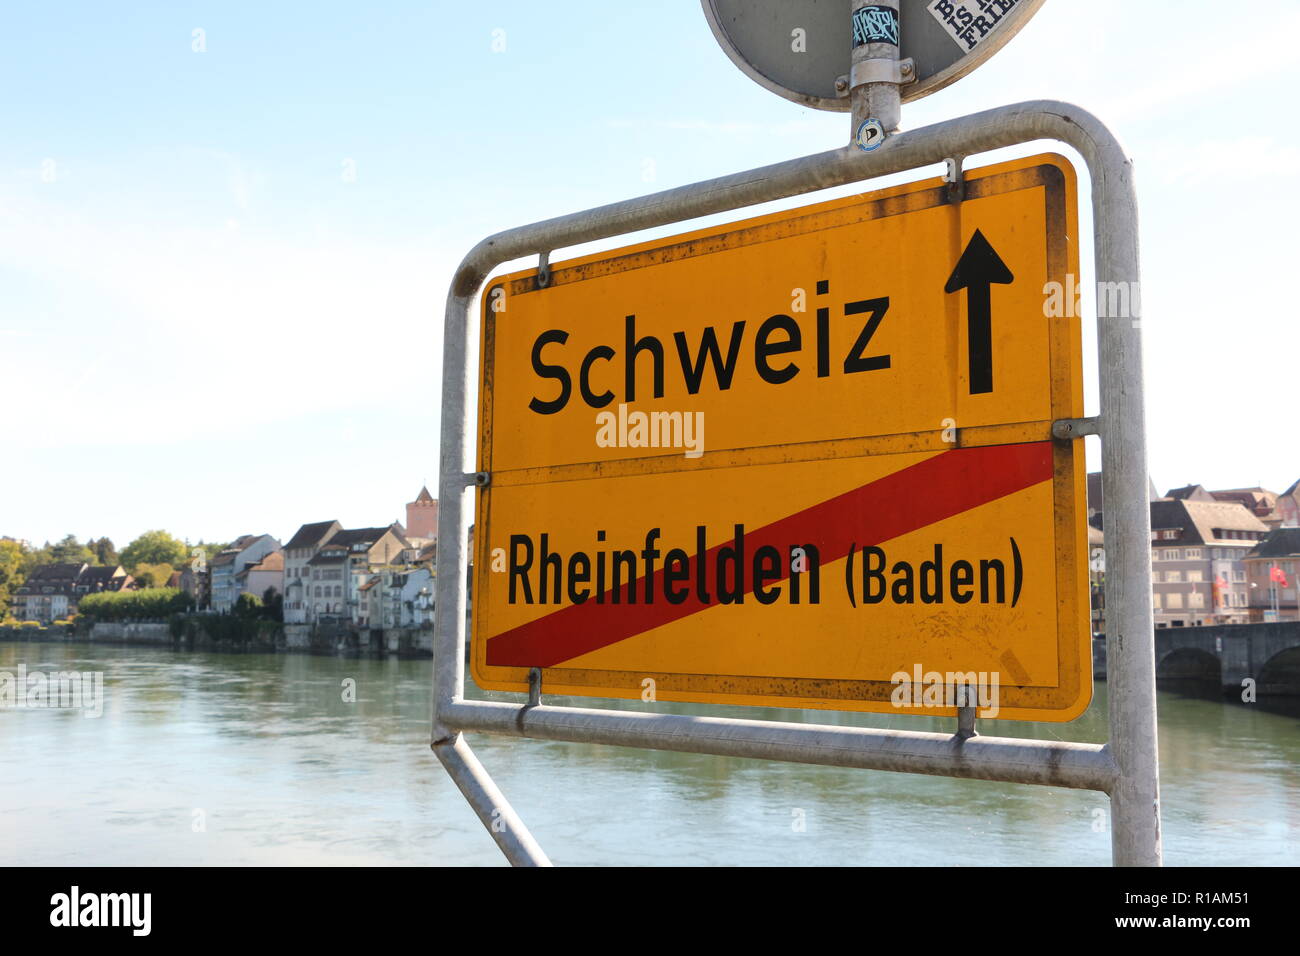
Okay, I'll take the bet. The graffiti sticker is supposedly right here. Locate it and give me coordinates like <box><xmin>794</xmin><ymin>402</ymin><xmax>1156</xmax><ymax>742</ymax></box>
<box><xmin>852</xmin><ymin>5</ymin><xmax>900</xmax><ymax>46</ymax></box>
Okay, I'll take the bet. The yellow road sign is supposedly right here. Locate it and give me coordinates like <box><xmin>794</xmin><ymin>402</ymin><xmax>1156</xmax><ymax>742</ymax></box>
<box><xmin>472</xmin><ymin>153</ymin><xmax>1090</xmax><ymax>721</ymax></box>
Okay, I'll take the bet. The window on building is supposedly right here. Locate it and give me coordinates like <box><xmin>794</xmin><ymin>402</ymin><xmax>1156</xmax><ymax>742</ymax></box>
<box><xmin>1185</xmin><ymin>549</ymin><xmax>1202</xmax><ymax>559</ymax></box>
<box><xmin>1153</xmin><ymin>592</ymin><xmax>1162</xmax><ymax>609</ymax></box>
<box><xmin>1151</xmin><ymin>571</ymin><xmax>1161</xmax><ymax>583</ymax></box>
<box><xmin>1233</xmin><ymin>571</ymin><xmax>1246</xmax><ymax>583</ymax></box>
<box><xmin>1164</xmin><ymin>549</ymin><xmax>1180</xmax><ymax>560</ymax></box>
<box><xmin>1189</xmin><ymin>592</ymin><xmax>1204</xmax><ymax>608</ymax></box>
<box><xmin>1166</xmin><ymin>571</ymin><xmax>1182</xmax><ymax>583</ymax></box>
<box><xmin>1187</xmin><ymin>570</ymin><xmax>1203</xmax><ymax>582</ymax></box>
<box><xmin>1166</xmin><ymin>593</ymin><xmax>1183</xmax><ymax>609</ymax></box>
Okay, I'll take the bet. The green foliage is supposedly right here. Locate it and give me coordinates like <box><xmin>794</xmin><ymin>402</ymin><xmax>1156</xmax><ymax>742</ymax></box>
<box><xmin>19</xmin><ymin>543</ymin><xmax>46</xmax><ymax>574</ymax></box>
<box><xmin>121</xmin><ymin>530</ymin><xmax>188</xmax><ymax>572</ymax></box>
<box><xmin>169</xmin><ymin>613</ymin><xmax>281</xmax><ymax>645</ymax></box>
<box><xmin>0</xmin><ymin>538</ymin><xmax>25</xmax><ymax>616</ymax></box>
<box><xmin>49</xmin><ymin>534</ymin><xmax>96</xmax><ymax>565</ymax></box>
<box><xmin>228</xmin><ymin>590</ymin><xmax>283</xmax><ymax>622</ymax></box>
<box><xmin>90</xmin><ymin>537</ymin><xmax>119</xmax><ymax>566</ymax></box>
<box><xmin>233</xmin><ymin>592</ymin><xmax>264</xmax><ymax>620</ymax></box>
<box><xmin>194</xmin><ymin>541</ymin><xmax>228</xmax><ymax>563</ymax></box>
<box><xmin>262</xmin><ymin>587</ymin><xmax>284</xmax><ymax>622</ymax></box>
<box><xmin>22</xmin><ymin>534</ymin><xmax>94</xmax><ymax>569</ymax></box>
<box><xmin>77</xmin><ymin>587</ymin><xmax>192</xmax><ymax>622</ymax></box>
<box><xmin>132</xmin><ymin>562</ymin><xmax>175</xmax><ymax>589</ymax></box>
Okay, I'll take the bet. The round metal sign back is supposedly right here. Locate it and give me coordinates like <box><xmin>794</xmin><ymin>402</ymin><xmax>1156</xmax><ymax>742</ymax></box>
<box><xmin>703</xmin><ymin>0</ymin><xmax>1046</xmax><ymax>111</ymax></box>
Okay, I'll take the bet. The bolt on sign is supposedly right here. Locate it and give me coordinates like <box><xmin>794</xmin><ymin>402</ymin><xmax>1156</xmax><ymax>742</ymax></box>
<box><xmin>473</xmin><ymin>153</ymin><xmax>1090</xmax><ymax>721</ymax></box>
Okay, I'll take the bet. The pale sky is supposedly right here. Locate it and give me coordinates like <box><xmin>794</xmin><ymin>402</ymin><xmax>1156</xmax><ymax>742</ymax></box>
<box><xmin>2</xmin><ymin>1</ymin><xmax>1297</xmax><ymax>548</ymax></box>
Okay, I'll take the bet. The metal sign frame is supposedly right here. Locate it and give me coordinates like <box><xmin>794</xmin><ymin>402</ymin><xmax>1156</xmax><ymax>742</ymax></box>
<box><xmin>469</xmin><ymin>153</ymin><xmax>1092</xmax><ymax>722</ymax></box>
<box><xmin>432</xmin><ymin>100</ymin><xmax>1160</xmax><ymax>867</ymax></box>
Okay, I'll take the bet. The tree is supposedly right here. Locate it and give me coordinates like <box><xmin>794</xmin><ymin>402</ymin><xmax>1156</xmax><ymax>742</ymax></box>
<box><xmin>180</xmin><ymin>540</ymin><xmax>227</xmax><ymax>572</ymax></box>
<box><xmin>234</xmin><ymin>592</ymin><xmax>264</xmax><ymax>620</ymax></box>
<box><xmin>90</xmin><ymin>537</ymin><xmax>119</xmax><ymax>567</ymax></box>
<box><xmin>120</xmin><ymin>530</ymin><xmax>188</xmax><ymax>572</ymax></box>
<box><xmin>0</xmin><ymin>538</ymin><xmax>26</xmax><ymax>621</ymax></box>
<box><xmin>131</xmin><ymin>562</ymin><xmax>175</xmax><ymax>589</ymax></box>
<box><xmin>47</xmin><ymin>534</ymin><xmax>95</xmax><ymax>566</ymax></box>
<box><xmin>196</xmin><ymin>540</ymin><xmax>228</xmax><ymax>563</ymax></box>
<box><xmin>24</xmin><ymin>541</ymin><xmax>53</xmax><ymax>571</ymax></box>
<box><xmin>78</xmin><ymin>588</ymin><xmax>189</xmax><ymax>622</ymax></box>
<box><xmin>262</xmin><ymin>586</ymin><xmax>283</xmax><ymax>622</ymax></box>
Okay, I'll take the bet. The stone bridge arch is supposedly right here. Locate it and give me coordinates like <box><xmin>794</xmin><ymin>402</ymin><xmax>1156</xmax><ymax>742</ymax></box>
<box><xmin>1255</xmin><ymin>646</ymin><xmax>1300</xmax><ymax>708</ymax></box>
<box><xmin>1148</xmin><ymin>621</ymin><xmax>1300</xmax><ymax>703</ymax></box>
<box><xmin>1155</xmin><ymin>646</ymin><xmax>1223</xmax><ymax>698</ymax></box>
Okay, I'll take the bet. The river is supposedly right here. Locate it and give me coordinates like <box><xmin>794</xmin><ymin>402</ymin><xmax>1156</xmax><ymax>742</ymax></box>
<box><xmin>1</xmin><ymin>640</ymin><xmax>1295</xmax><ymax>866</ymax></box>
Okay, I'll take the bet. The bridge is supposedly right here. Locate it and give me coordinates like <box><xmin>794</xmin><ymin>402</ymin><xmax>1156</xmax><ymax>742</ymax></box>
<box><xmin>1094</xmin><ymin>621</ymin><xmax>1300</xmax><ymax>703</ymax></box>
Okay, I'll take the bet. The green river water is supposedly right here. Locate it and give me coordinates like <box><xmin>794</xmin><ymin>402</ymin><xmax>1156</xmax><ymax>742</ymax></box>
<box><xmin>1</xmin><ymin>641</ymin><xmax>1295</xmax><ymax>866</ymax></box>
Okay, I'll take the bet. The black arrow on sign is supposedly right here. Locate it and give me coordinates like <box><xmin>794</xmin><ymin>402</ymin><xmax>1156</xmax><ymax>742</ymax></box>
<box><xmin>944</xmin><ymin>229</ymin><xmax>1014</xmax><ymax>395</ymax></box>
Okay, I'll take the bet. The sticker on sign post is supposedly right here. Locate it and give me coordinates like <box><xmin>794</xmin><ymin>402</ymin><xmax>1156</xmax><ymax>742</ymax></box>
<box><xmin>856</xmin><ymin>118</ymin><xmax>887</xmax><ymax>151</ymax></box>
<box><xmin>853</xmin><ymin>6</ymin><xmax>900</xmax><ymax>46</ymax></box>
<box><xmin>702</xmin><ymin>0</ymin><xmax>1046</xmax><ymax>110</ymax></box>
<box><xmin>926</xmin><ymin>0</ymin><xmax>1028</xmax><ymax>53</ymax></box>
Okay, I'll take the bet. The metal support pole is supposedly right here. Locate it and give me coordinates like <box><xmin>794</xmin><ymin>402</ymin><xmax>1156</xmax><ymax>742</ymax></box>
<box><xmin>442</xmin><ymin>699</ymin><xmax>1113</xmax><ymax>792</ymax></box>
<box><xmin>433</xmin><ymin>99</ymin><xmax>1161</xmax><ymax>866</ymax></box>
<box><xmin>850</xmin><ymin>1</ymin><xmax>901</xmax><ymax>140</ymax></box>
<box><xmin>432</xmin><ymin>734</ymin><xmax>552</xmax><ymax>866</ymax></box>
<box><xmin>1094</xmin><ymin>131</ymin><xmax>1162</xmax><ymax>868</ymax></box>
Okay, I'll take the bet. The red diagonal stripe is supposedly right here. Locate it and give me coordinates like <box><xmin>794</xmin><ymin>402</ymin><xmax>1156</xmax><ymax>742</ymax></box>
<box><xmin>486</xmin><ymin>441</ymin><xmax>1053</xmax><ymax>668</ymax></box>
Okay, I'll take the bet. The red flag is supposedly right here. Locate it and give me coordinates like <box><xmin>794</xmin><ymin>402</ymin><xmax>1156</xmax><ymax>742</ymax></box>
<box><xmin>1270</xmin><ymin>565</ymin><xmax>1289</xmax><ymax>586</ymax></box>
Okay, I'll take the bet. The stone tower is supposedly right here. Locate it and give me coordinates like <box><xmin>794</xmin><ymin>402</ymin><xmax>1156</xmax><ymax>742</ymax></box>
<box><xmin>406</xmin><ymin>485</ymin><xmax>439</xmax><ymax>540</ymax></box>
